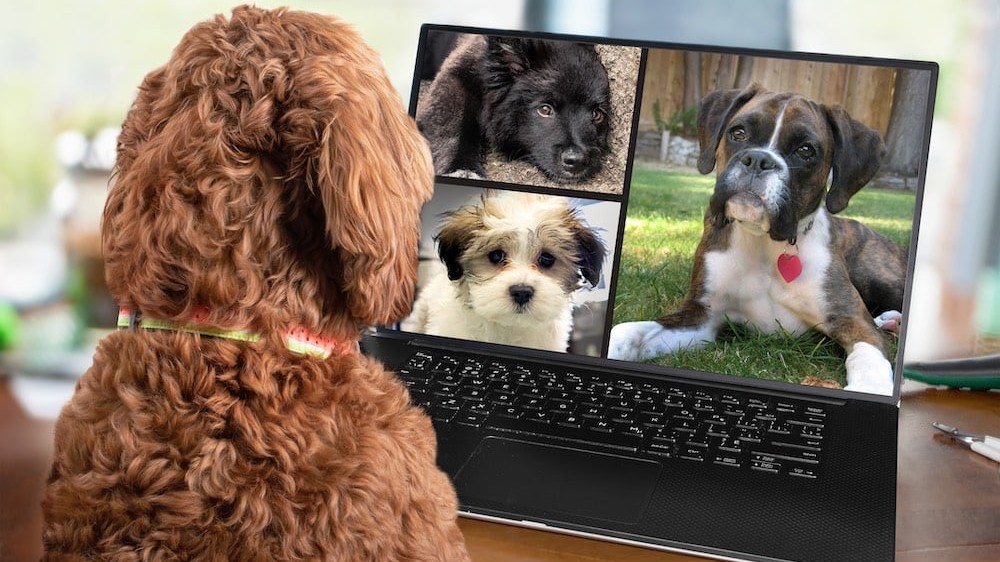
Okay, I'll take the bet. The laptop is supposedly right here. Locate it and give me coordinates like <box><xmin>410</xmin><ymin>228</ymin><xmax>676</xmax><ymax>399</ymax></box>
<box><xmin>361</xmin><ymin>24</ymin><xmax>937</xmax><ymax>562</ymax></box>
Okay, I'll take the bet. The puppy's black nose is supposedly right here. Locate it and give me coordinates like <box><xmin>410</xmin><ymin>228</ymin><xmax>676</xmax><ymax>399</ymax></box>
<box><xmin>509</xmin><ymin>284</ymin><xmax>534</xmax><ymax>306</ymax></box>
<box><xmin>560</xmin><ymin>147</ymin><xmax>587</xmax><ymax>171</ymax></box>
<box><xmin>738</xmin><ymin>149</ymin><xmax>778</xmax><ymax>172</ymax></box>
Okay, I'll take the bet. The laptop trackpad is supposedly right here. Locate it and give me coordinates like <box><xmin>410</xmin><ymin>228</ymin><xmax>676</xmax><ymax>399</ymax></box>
<box><xmin>453</xmin><ymin>437</ymin><xmax>661</xmax><ymax>524</ymax></box>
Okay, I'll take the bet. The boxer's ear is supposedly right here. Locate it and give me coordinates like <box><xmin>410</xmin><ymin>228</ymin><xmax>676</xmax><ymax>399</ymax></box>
<box><xmin>696</xmin><ymin>84</ymin><xmax>762</xmax><ymax>174</ymax></box>
<box><xmin>824</xmin><ymin>105</ymin><xmax>887</xmax><ymax>214</ymax></box>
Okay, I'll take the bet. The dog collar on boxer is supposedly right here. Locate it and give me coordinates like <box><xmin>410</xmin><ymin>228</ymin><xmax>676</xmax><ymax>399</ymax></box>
<box><xmin>116</xmin><ymin>307</ymin><xmax>354</xmax><ymax>359</ymax></box>
<box><xmin>778</xmin><ymin>218</ymin><xmax>816</xmax><ymax>283</ymax></box>
<box><xmin>786</xmin><ymin>217</ymin><xmax>816</xmax><ymax>247</ymax></box>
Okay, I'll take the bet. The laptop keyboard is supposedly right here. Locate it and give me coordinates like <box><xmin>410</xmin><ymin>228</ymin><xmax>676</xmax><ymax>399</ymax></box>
<box><xmin>398</xmin><ymin>350</ymin><xmax>827</xmax><ymax>479</ymax></box>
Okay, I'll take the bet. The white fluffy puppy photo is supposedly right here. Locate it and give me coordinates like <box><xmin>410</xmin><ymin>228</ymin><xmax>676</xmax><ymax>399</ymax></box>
<box><xmin>403</xmin><ymin>189</ymin><xmax>609</xmax><ymax>353</ymax></box>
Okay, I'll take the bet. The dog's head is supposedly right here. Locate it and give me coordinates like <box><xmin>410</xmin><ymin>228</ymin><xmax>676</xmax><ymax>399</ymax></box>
<box><xmin>696</xmin><ymin>84</ymin><xmax>886</xmax><ymax>242</ymax></box>
<box><xmin>483</xmin><ymin>37</ymin><xmax>611</xmax><ymax>183</ymax></box>
<box><xmin>103</xmin><ymin>6</ymin><xmax>433</xmax><ymax>339</ymax></box>
<box><xmin>434</xmin><ymin>191</ymin><xmax>605</xmax><ymax>326</ymax></box>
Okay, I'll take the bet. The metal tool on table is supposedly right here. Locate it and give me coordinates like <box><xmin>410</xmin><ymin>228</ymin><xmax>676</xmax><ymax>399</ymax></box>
<box><xmin>932</xmin><ymin>422</ymin><xmax>1000</xmax><ymax>464</ymax></box>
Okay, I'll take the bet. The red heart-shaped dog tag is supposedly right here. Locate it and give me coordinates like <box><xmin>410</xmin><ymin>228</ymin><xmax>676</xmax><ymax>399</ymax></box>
<box><xmin>777</xmin><ymin>253</ymin><xmax>802</xmax><ymax>283</ymax></box>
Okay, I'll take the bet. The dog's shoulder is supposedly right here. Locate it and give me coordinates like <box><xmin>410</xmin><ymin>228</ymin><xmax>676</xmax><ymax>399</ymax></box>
<box><xmin>826</xmin><ymin>214</ymin><xmax>906</xmax><ymax>264</ymax></box>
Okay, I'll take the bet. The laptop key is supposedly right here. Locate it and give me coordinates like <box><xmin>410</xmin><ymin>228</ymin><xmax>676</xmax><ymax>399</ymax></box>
<box><xmin>738</xmin><ymin>427</ymin><xmax>763</xmax><ymax>442</ymax></box>
<box><xmin>647</xmin><ymin>441</ymin><xmax>677</xmax><ymax>457</ymax></box>
<box><xmin>638</xmin><ymin>412</ymin><xmax>666</xmax><ymax>427</ymax></box>
<box><xmin>459</xmin><ymin>386</ymin><xmax>488</xmax><ymax>401</ymax></box>
<box><xmin>487</xmin><ymin>414</ymin><xmax>643</xmax><ymax>452</ymax></box>
<box><xmin>608</xmin><ymin>410</ymin><xmax>636</xmax><ymax>425</ymax></box>
<box><xmin>466</xmin><ymin>401</ymin><xmax>492</xmax><ymax>415</ymax></box>
<box><xmin>432</xmin><ymin>357</ymin><xmax>460</xmax><ymax>373</ymax></box>
<box><xmin>798</xmin><ymin>424</ymin><xmax>825</xmax><ymax>438</ymax></box>
<box><xmin>751</xmin><ymin>449</ymin><xmax>819</xmax><ymax>466</ymax></box>
<box><xmin>488</xmin><ymin>391</ymin><xmax>515</xmax><ymax>406</ymax></box>
<box><xmin>495</xmin><ymin>406</ymin><xmax>523</xmax><ymax>420</ymax></box>
<box><xmin>436</xmin><ymin>373</ymin><xmax>463</xmax><ymax>386</ymax></box>
<box><xmin>432</xmin><ymin>407</ymin><xmax>458</xmax><ymax>423</ymax></box>
<box><xmin>547</xmin><ymin>400</ymin><xmax>575</xmax><ymax>415</ymax></box>
<box><xmin>398</xmin><ymin>366</ymin><xmax>431</xmax><ymax>383</ymax></box>
<box><xmin>772</xmin><ymin>433</ymin><xmax>823</xmax><ymax>451</ymax></box>
<box><xmin>789</xmin><ymin>466</ymin><xmax>819</xmax><ymax>479</ymax></box>
<box><xmin>456</xmin><ymin>412</ymin><xmax>487</xmax><ymax>428</ymax></box>
<box><xmin>525</xmin><ymin>410</ymin><xmax>552</xmax><ymax>425</ymax></box>
<box><xmin>587</xmin><ymin>419</ymin><xmax>615</xmax><ymax>434</ymax></box>
<box><xmin>404</xmin><ymin>352</ymin><xmax>434</xmax><ymax>370</ymax></box>
<box><xmin>714</xmin><ymin>454</ymin><xmax>742</xmax><ymax>468</ymax></box>
<box><xmin>714</xmin><ymin>437</ymin><xmax>743</xmax><ymax>454</ymax></box>
<box><xmin>622</xmin><ymin>424</ymin><xmax>646</xmax><ymax>440</ymax></box>
<box><xmin>672</xmin><ymin>418</ymin><xmax>697</xmax><ymax>433</ymax></box>
<box><xmin>553</xmin><ymin>413</ymin><xmax>583</xmax><ymax>429</ymax></box>
<box><xmin>775</xmin><ymin>401</ymin><xmax>798</xmax><ymax>413</ymax></box>
<box><xmin>678</xmin><ymin>446</ymin><xmax>707</xmax><ymax>462</ymax></box>
<box><xmin>519</xmin><ymin>397</ymin><xmax>545</xmax><ymax>411</ymax></box>
<box><xmin>751</xmin><ymin>459</ymin><xmax>781</xmax><ymax>473</ymax></box>
<box><xmin>609</xmin><ymin>398</ymin><xmax>636</xmax><ymax>411</ymax></box>
<box><xmin>432</xmin><ymin>383</ymin><xmax>459</xmax><ymax>398</ymax></box>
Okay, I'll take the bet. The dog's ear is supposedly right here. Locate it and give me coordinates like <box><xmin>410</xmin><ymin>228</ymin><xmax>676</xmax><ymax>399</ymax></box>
<box><xmin>434</xmin><ymin>196</ymin><xmax>489</xmax><ymax>281</ymax></box>
<box><xmin>486</xmin><ymin>36</ymin><xmax>588</xmax><ymax>78</ymax></box>
<box><xmin>572</xmin><ymin>222</ymin><xmax>606</xmax><ymax>288</ymax></box>
<box><xmin>102</xmin><ymin>65</ymin><xmax>174</xmax><ymax>314</ymax></box>
<box><xmin>487</xmin><ymin>36</ymin><xmax>544</xmax><ymax>77</ymax></box>
<box><xmin>293</xmin><ymin>42</ymin><xmax>435</xmax><ymax>327</ymax></box>
<box><xmin>696</xmin><ymin>84</ymin><xmax>762</xmax><ymax>175</ymax></box>
<box><xmin>823</xmin><ymin>105</ymin><xmax>887</xmax><ymax>214</ymax></box>
<box><xmin>434</xmin><ymin>224</ymin><xmax>467</xmax><ymax>282</ymax></box>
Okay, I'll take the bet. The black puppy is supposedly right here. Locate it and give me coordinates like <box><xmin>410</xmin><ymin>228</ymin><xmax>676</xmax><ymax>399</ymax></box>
<box><xmin>417</xmin><ymin>33</ymin><xmax>611</xmax><ymax>183</ymax></box>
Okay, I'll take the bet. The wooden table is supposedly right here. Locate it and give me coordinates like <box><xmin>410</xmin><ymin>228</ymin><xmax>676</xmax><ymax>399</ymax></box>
<box><xmin>1</xmin><ymin>376</ymin><xmax>997</xmax><ymax>562</ymax></box>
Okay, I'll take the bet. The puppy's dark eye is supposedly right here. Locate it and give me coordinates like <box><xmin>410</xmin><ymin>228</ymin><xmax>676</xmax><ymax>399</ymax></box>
<box><xmin>795</xmin><ymin>144</ymin><xmax>816</xmax><ymax>160</ymax></box>
<box><xmin>592</xmin><ymin>109</ymin><xmax>606</xmax><ymax>124</ymax></box>
<box><xmin>537</xmin><ymin>104</ymin><xmax>555</xmax><ymax>117</ymax></box>
<box><xmin>729</xmin><ymin>126</ymin><xmax>747</xmax><ymax>142</ymax></box>
<box><xmin>488</xmin><ymin>249</ymin><xmax>506</xmax><ymax>264</ymax></box>
<box><xmin>537</xmin><ymin>252</ymin><xmax>556</xmax><ymax>269</ymax></box>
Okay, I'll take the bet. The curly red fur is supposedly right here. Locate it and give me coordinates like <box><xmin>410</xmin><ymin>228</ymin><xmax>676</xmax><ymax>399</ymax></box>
<box><xmin>42</xmin><ymin>6</ymin><xmax>468</xmax><ymax>561</ymax></box>
<box><xmin>103</xmin><ymin>5</ymin><xmax>432</xmax><ymax>339</ymax></box>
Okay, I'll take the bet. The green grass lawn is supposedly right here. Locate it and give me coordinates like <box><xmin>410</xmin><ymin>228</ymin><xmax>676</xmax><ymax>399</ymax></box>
<box><xmin>613</xmin><ymin>164</ymin><xmax>914</xmax><ymax>386</ymax></box>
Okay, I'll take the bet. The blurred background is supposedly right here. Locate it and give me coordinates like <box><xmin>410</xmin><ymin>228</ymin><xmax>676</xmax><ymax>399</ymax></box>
<box><xmin>1</xmin><ymin>0</ymin><xmax>997</xmax><ymax>418</ymax></box>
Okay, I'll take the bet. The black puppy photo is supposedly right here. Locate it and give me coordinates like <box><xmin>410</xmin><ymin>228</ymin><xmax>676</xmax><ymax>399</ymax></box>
<box><xmin>416</xmin><ymin>32</ymin><xmax>638</xmax><ymax>193</ymax></box>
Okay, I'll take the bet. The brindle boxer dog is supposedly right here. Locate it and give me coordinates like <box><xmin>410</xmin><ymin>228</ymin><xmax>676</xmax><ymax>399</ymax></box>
<box><xmin>608</xmin><ymin>84</ymin><xmax>906</xmax><ymax>395</ymax></box>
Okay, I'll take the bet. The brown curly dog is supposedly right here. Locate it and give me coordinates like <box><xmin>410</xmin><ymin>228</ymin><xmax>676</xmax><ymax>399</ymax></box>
<box><xmin>41</xmin><ymin>6</ymin><xmax>469</xmax><ymax>561</ymax></box>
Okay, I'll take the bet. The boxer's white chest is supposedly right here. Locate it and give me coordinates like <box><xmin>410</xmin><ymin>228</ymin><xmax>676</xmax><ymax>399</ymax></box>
<box><xmin>702</xmin><ymin>214</ymin><xmax>832</xmax><ymax>334</ymax></box>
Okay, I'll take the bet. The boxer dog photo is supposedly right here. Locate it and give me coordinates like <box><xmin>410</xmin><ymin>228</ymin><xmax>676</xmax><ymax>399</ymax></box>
<box><xmin>403</xmin><ymin>190</ymin><xmax>607</xmax><ymax>353</ymax></box>
<box><xmin>608</xmin><ymin>84</ymin><xmax>907</xmax><ymax>395</ymax></box>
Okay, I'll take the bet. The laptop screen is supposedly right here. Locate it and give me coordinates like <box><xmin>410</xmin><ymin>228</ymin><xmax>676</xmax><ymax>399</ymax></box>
<box><xmin>401</xmin><ymin>25</ymin><xmax>937</xmax><ymax>400</ymax></box>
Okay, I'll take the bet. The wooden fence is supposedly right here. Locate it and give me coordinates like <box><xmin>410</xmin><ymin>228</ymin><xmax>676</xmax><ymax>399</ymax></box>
<box><xmin>639</xmin><ymin>49</ymin><xmax>898</xmax><ymax>137</ymax></box>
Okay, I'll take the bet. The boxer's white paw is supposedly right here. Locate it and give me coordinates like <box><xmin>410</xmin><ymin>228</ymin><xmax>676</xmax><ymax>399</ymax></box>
<box><xmin>607</xmin><ymin>322</ymin><xmax>654</xmax><ymax>361</ymax></box>
<box><xmin>607</xmin><ymin>321</ymin><xmax>713</xmax><ymax>361</ymax></box>
<box><xmin>843</xmin><ymin>342</ymin><xmax>894</xmax><ymax>395</ymax></box>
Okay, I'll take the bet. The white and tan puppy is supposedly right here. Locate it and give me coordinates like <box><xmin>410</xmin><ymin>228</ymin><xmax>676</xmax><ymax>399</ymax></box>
<box><xmin>609</xmin><ymin>84</ymin><xmax>906</xmax><ymax>395</ymax></box>
<box><xmin>404</xmin><ymin>190</ymin><xmax>605</xmax><ymax>352</ymax></box>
